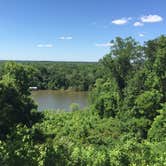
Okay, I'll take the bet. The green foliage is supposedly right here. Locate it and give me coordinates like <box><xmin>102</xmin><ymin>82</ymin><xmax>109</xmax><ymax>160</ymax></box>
<box><xmin>0</xmin><ymin>63</ymin><xmax>42</xmax><ymax>139</ymax></box>
<box><xmin>70</xmin><ymin>103</ymin><xmax>80</xmax><ymax>111</ymax></box>
<box><xmin>100</xmin><ymin>37</ymin><xmax>143</xmax><ymax>91</ymax></box>
<box><xmin>3</xmin><ymin>125</ymin><xmax>40</xmax><ymax>166</ymax></box>
<box><xmin>90</xmin><ymin>79</ymin><xmax>120</xmax><ymax>118</ymax></box>
<box><xmin>0</xmin><ymin>35</ymin><xmax>166</xmax><ymax>165</ymax></box>
<box><xmin>3</xmin><ymin>62</ymin><xmax>37</xmax><ymax>95</ymax></box>
<box><xmin>15</xmin><ymin>61</ymin><xmax>101</xmax><ymax>91</ymax></box>
<box><xmin>148</xmin><ymin>103</ymin><xmax>166</xmax><ymax>142</ymax></box>
<box><xmin>133</xmin><ymin>90</ymin><xmax>162</xmax><ymax>120</ymax></box>
<box><xmin>145</xmin><ymin>35</ymin><xmax>166</xmax><ymax>101</ymax></box>
<box><xmin>1</xmin><ymin>110</ymin><xmax>165</xmax><ymax>165</ymax></box>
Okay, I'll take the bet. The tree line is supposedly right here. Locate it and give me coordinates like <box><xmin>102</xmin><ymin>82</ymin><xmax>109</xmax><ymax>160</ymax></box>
<box><xmin>0</xmin><ymin>61</ymin><xmax>102</xmax><ymax>91</ymax></box>
<box><xmin>0</xmin><ymin>35</ymin><xmax>165</xmax><ymax>165</ymax></box>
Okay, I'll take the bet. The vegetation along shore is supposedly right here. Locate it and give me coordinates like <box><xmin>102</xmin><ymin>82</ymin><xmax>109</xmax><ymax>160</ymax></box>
<box><xmin>0</xmin><ymin>36</ymin><xmax>166</xmax><ymax>165</ymax></box>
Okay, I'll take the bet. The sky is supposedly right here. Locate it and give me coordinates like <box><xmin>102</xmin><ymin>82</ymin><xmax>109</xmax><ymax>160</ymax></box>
<box><xmin>0</xmin><ymin>0</ymin><xmax>166</xmax><ymax>62</ymax></box>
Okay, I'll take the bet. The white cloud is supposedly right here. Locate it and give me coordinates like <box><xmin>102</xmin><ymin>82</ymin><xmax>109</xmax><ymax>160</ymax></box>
<box><xmin>91</xmin><ymin>22</ymin><xmax>97</xmax><ymax>25</ymax></box>
<box><xmin>112</xmin><ymin>17</ymin><xmax>131</xmax><ymax>25</ymax></box>
<box><xmin>95</xmin><ymin>42</ymin><xmax>114</xmax><ymax>47</ymax></box>
<box><xmin>59</xmin><ymin>36</ymin><xmax>73</xmax><ymax>40</ymax></box>
<box><xmin>133</xmin><ymin>22</ymin><xmax>144</xmax><ymax>27</ymax></box>
<box><xmin>139</xmin><ymin>33</ymin><xmax>145</xmax><ymax>37</ymax></box>
<box><xmin>140</xmin><ymin>15</ymin><xmax>163</xmax><ymax>23</ymax></box>
<box><xmin>37</xmin><ymin>44</ymin><xmax>53</xmax><ymax>48</ymax></box>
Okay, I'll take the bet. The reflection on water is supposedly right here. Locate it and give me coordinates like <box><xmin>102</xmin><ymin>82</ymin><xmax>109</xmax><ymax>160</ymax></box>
<box><xmin>31</xmin><ymin>90</ymin><xmax>89</xmax><ymax>111</ymax></box>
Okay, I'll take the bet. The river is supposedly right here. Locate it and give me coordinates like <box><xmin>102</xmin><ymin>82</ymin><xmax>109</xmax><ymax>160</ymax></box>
<box><xmin>31</xmin><ymin>90</ymin><xmax>89</xmax><ymax>111</ymax></box>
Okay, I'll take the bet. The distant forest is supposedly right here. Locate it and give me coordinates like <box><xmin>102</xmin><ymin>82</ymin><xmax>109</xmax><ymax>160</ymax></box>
<box><xmin>0</xmin><ymin>35</ymin><xmax>166</xmax><ymax>165</ymax></box>
<box><xmin>0</xmin><ymin>61</ymin><xmax>101</xmax><ymax>91</ymax></box>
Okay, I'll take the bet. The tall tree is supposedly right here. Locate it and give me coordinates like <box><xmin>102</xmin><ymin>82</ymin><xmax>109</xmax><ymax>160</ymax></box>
<box><xmin>101</xmin><ymin>37</ymin><xmax>143</xmax><ymax>92</ymax></box>
<box><xmin>0</xmin><ymin>62</ymin><xmax>42</xmax><ymax>139</ymax></box>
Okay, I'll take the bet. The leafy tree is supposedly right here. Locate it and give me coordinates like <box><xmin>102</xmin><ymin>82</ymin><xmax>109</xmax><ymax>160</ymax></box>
<box><xmin>131</xmin><ymin>90</ymin><xmax>162</xmax><ymax>121</ymax></box>
<box><xmin>70</xmin><ymin>103</ymin><xmax>80</xmax><ymax>112</ymax></box>
<box><xmin>145</xmin><ymin>35</ymin><xmax>166</xmax><ymax>101</ymax></box>
<box><xmin>90</xmin><ymin>78</ymin><xmax>120</xmax><ymax>118</ymax></box>
<box><xmin>0</xmin><ymin>63</ymin><xmax>42</xmax><ymax>139</ymax></box>
<box><xmin>148</xmin><ymin>103</ymin><xmax>166</xmax><ymax>142</ymax></box>
<box><xmin>3</xmin><ymin>62</ymin><xmax>37</xmax><ymax>95</ymax></box>
<box><xmin>100</xmin><ymin>37</ymin><xmax>143</xmax><ymax>92</ymax></box>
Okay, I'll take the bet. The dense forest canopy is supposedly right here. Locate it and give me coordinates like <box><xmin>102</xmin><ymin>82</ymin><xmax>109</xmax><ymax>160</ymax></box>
<box><xmin>0</xmin><ymin>61</ymin><xmax>101</xmax><ymax>91</ymax></box>
<box><xmin>0</xmin><ymin>35</ymin><xmax>166</xmax><ymax>165</ymax></box>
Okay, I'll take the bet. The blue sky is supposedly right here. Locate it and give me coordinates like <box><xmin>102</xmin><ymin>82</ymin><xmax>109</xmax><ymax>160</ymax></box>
<box><xmin>0</xmin><ymin>0</ymin><xmax>165</xmax><ymax>61</ymax></box>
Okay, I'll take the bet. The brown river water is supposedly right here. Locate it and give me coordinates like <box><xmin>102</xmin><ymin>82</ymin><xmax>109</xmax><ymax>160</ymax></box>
<box><xmin>31</xmin><ymin>90</ymin><xmax>89</xmax><ymax>111</ymax></box>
